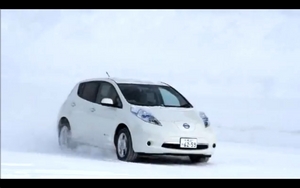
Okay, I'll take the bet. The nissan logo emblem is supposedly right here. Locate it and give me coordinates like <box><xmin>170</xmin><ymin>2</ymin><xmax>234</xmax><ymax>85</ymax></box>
<box><xmin>183</xmin><ymin>123</ymin><xmax>190</xmax><ymax>129</ymax></box>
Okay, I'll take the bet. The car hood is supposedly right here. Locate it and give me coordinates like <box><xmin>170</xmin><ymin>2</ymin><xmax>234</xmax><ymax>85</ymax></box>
<box><xmin>138</xmin><ymin>106</ymin><xmax>202</xmax><ymax>123</ymax></box>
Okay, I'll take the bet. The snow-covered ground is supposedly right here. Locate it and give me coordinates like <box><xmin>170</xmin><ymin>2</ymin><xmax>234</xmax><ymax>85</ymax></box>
<box><xmin>2</xmin><ymin>141</ymin><xmax>300</xmax><ymax>178</ymax></box>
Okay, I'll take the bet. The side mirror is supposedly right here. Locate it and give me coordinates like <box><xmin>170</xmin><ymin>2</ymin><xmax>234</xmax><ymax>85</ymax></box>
<box><xmin>100</xmin><ymin>98</ymin><xmax>114</xmax><ymax>106</ymax></box>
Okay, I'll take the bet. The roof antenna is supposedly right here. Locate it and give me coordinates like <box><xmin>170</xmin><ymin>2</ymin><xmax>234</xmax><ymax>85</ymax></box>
<box><xmin>106</xmin><ymin>71</ymin><xmax>110</xmax><ymax>77</ymax></box>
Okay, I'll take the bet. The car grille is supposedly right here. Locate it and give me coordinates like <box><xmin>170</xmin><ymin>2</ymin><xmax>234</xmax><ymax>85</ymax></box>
<box><xmin>161</xmin><ymin>143</ymin><xmax>209</xmax><ymax>150</ymax></box>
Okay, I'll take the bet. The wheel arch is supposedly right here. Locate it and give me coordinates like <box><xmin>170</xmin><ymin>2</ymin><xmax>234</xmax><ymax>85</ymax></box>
<box><xmin>58</xmin><ymin>117</ymin><xmax>71</xmax><ymax>133</ymax></box>
<box><xmin>114</xmin><ymin>123</ymin><xmax>130</xmax><ymax>147</ymax></box>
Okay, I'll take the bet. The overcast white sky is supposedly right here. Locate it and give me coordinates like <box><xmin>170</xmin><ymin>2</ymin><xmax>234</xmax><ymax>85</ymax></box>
<box><xmin>2</xmin><ymin>10</ymin><xmax>300</xmax><ymax>99</ymax></box>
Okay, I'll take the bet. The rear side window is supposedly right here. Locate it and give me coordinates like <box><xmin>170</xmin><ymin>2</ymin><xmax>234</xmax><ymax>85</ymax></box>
<box><xmin>79</xmin><ymin>81</ymin><xmax>100</xmax><ymax>103</ymax></box>
<box><xmin>77</xmin><ymin>83</ymin><xmax>85</xmax><ymax>96</ymax></box>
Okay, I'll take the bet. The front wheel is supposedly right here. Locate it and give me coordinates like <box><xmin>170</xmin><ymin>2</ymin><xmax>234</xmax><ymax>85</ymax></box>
<box><xmin>115</xmin><ymin>128</ymin><xmax>138</xmax><ymax>162</ymax></box>
<box><xmin>189</xmin><ymin>155</ymin><xmax>210</xmax><ymax>163</ymax></box>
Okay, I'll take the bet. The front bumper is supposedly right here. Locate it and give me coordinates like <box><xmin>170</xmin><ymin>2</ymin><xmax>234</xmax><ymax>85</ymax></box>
<box><xmin>130</xmin><ymin>120</ymin><xmax>216</xmax><ymax>155</ymax></box>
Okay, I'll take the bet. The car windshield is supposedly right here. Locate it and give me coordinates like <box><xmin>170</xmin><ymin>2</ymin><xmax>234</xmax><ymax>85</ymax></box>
<box><xmin>117</xmin><ymin>83</ymin><xmax>193</xmax><ymax>108</ymax></box>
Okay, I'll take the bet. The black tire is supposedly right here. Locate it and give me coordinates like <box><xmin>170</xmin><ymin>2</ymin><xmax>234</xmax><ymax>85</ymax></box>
<box><xmin>58</xmin><ymin>124</ymin><xmax>77</xmax><ymax>150</ymax></box>
<box><xmin>115</xmin><ymin>128</ymin><xmax>138</xmax><ymax>162</ymax></box>
<box><xmin>189</xmin><ymin>155</ymin><xmax>210</xmax><ymax>163</ymax></box>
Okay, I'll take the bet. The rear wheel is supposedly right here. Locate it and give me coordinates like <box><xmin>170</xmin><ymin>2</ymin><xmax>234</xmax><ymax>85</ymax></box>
<box><xmin>189</xmin><ymin>155</ymin><xmax>210</xmax><ymax>163</ymax></box>
<box><xmin>115</xmin><ymin>128</ymin><xmax>138</xmax><ymax>162</ymax></box>
<box><xmin>58</xmin><ymin>124</ymin><xmax>76</xmax><ymax>150</ymax></box>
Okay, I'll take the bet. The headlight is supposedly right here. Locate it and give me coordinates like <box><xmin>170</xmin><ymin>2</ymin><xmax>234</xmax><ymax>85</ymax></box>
<box><xmin>130</xmin><ymin>107</ymin><xmax>162</xmax><ymax>126</ymax></box>
<box><xmin>199</xmin><ymin>112</ymin><xmax>210</xmax><ymax>127</ymax></box>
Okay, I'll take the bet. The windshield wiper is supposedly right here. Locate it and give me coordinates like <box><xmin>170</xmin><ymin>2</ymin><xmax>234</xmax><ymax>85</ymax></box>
<box><xmin>180</xmin><ymin>103</ymin><xmax>191</xmax><ymax>108</ymax></box>
<box><xmin>162</xmin><ymin>104</ymin><xmax>191</xmax><ymax>108</ymax></box>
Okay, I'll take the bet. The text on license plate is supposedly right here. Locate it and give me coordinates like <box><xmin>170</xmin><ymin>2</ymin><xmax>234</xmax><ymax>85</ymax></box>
<box><xmin>180</xmin><ymin>138</ymin><xmax>197</xmax><ymax>148</ymax></box>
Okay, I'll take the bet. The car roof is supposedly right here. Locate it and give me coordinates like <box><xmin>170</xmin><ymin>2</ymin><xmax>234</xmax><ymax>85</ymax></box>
<box><xmin>78</xmin><ymin>77</ymin><xmax>168</xmax><ymax>86</ymax></box>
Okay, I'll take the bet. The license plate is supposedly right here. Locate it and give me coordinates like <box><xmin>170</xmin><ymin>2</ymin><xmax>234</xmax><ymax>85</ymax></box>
<box><xmin>180</xmin><ymin>138</ymin><xmax>197</xmax><ymax>148</ymax></box>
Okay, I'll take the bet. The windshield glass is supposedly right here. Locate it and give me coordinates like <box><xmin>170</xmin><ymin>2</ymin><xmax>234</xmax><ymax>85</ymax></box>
<box><xmin>117</xmin><ymin>84</ymin><xmax>193</xmax><ymax>108</ymax></box>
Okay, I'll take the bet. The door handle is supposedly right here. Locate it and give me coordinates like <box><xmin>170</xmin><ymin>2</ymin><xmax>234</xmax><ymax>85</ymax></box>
<box><xmin>71</xmin><ymin>102</ymin><xmax>76</xmax><ymax>107</ymax></box>
<box><xmin>90</xmin><ymin>108</ymin><xmax>95</xmax><ymax>112</ymax></box>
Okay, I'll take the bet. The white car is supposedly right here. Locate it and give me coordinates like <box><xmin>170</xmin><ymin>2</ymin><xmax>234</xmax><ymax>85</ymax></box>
<box><xmin>57</xmin><ymin>77</ymin><xmax>216</xmax><ymax>163</ymax></box>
